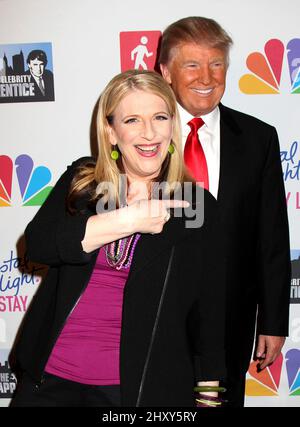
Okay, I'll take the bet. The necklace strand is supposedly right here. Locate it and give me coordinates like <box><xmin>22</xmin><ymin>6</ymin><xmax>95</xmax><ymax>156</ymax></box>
<box><xmin>105</xmin><ymin>233</ymin><xmax>141</xmax><ymax>270</ymax></box>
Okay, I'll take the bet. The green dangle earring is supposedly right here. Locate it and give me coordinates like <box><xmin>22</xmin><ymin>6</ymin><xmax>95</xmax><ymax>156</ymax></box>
<box><xmin>168</xmin><ymin>143</ymin><xmax>175</xmax><ymax>155</ymax></box>
<box><xmin>111</xmin><ymin>146</ymin><xmax>119</xmax><ymax>161</ymax></box>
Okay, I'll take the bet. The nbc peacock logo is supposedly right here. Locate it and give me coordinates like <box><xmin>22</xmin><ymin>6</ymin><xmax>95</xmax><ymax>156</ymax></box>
<box><xmin>0</xmin><ymin>154</ymin><xmax>53</xmax><ymax>207</ymax></box>
<box><xmin>246</xmin><ymin>349</ymin><xmax>300</xmax><ymax>397</ymax></box>
<box><xmin>239</xmin><ymin>38</ymin><xmax>300</xmax><ymax>94</ymax></box>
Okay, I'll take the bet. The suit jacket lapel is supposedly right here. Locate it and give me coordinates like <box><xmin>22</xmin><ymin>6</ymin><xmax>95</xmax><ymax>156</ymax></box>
<box><xmin>217</xmin><ymin>104</ymin><xmax>243</xmax><ymax>204</ymax></box>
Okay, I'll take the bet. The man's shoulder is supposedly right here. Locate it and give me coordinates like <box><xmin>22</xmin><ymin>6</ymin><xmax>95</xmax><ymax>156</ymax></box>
<box><xmin>43</xmin><ymin>69</ymin><xmax>54</xmax><ymax>76</ymax></box>
<box><xmin>219</xmin><ymin>104</ymin><xmax>275</xmax><ymax>131</ymax></box>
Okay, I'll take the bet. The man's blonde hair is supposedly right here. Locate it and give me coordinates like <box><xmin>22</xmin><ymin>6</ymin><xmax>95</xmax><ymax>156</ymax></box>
<box><xmin>159</xmin><ymin>16</ymin><xmax>233</xmax><ymax>66</ymax></box>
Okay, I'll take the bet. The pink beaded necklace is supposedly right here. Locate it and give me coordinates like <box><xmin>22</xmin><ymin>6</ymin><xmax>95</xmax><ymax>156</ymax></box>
<box><xmin>104</xmin><ymin>233</ymin><xmax>141</xmax><ymax>270</ymax></box>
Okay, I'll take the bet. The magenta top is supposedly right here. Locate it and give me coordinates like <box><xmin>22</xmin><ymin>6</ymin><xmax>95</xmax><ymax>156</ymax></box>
<box><xmin>45</xmin><ymin>248</ymin><xmax>131</xmax><ymax>385</ymax></box>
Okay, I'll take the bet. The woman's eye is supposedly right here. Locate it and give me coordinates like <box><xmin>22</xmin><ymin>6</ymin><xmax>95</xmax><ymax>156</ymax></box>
<box><xmin>124</xmin><ymin>118</ymin><xmax>137</xmax><ymax>124</ymax></box>
<box><xmin>155</xmin><ymin>115</ymin><xmax>169</xmax><ymax>121</ymax></box>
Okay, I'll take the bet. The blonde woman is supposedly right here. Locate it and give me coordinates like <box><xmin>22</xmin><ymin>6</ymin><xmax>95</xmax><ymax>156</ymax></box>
<box><xmin>11</xmin><ymin>70</ymin><xmax>226</xmax><ymax>407</ymax></box>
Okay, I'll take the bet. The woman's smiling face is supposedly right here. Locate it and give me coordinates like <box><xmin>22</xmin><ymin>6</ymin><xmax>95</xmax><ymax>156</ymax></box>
<box><xmin>109</xmin><ymin>89</ymin><xmax>173</xmax><ymax>183</ymax></box>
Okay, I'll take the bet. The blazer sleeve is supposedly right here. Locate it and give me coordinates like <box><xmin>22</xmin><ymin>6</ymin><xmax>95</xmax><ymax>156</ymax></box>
<box><xmin>187</xmin><ymin>192</ymin><xmax>227</xmax><ymax>381</ymax></box>
<box><xmin>25</xmin><ymin>157</ymin><xmax>95</xmax><ymax>266</ymax></box>
<box><xmin>256</xmin><ymin>127</ymin><xmax>291</xmax><ymax>336</ymax></box>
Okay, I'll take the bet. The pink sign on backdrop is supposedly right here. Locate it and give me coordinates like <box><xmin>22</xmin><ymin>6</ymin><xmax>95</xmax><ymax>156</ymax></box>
<box><xmin>120</xmin><ymin>31</ymin><xmax>161</xmax><ymax>72</ymax></box>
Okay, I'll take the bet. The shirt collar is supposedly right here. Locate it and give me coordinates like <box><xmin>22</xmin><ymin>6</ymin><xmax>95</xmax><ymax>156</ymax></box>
<box><xmin>177</xmin><ymin>103</ymin><xmax>220</xmax><ymax>133</ymax></box>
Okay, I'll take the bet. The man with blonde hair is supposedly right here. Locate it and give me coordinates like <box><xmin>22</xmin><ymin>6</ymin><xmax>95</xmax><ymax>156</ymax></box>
<box><xmin>159</xmin><ymin>16</ymin><xmax>290</xmax><ymax>407</ymax></box>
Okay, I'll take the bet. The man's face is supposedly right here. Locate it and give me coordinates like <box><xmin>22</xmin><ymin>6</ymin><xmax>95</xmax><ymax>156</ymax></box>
<box><xmin>28</xmin><ymin>59</ymin><xmax>45</xmax><ymax>77</ymax></box>
<box><xmin>160</xmin><ymin>42</ymin><xmax>227</xmax><ymax>116</ymax></box>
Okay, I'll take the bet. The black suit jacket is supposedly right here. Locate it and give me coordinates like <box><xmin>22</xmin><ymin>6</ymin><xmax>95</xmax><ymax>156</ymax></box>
<box><xmin>25</xmin><ymin>69</ymin><xmax>55</xmax><ymax>101</ymax></box>
<box><xmin>217</xmin><ymin>104</ymin><xmax>290</xmax><ymax>374</ymax></box>
<box><xmin>13</xmin><ymin>157</ymin><xmax>226</xmax><ymax>406</ymax></box>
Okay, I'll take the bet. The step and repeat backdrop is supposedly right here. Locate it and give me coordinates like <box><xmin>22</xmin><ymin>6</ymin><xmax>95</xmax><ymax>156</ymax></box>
<box><xmin>0</xmin><ymin>0</ymin><xmax>299</xmax><ymax>407</ymax></box>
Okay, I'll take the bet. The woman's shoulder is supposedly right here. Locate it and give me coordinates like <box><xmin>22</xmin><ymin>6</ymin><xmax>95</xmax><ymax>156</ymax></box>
<box><xmin>61</xmin><ymin>156</ymin><xmax>96</xmax><ymax>181</ymax></box>
<box><xmin>70</xmin><ymin>156</ymin><xmax>96</xmax><ymax>169</ymax></box>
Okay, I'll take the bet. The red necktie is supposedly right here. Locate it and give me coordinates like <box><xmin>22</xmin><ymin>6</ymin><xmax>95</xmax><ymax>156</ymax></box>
<box><xmin>184</xmin><ymin>117</ymin><xmax>209</xmax><ymax>190</ymax></box>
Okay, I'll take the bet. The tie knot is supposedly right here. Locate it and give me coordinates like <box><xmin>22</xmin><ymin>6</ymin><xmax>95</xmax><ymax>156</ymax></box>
<box><xmin>188</xmin><ymin>117</ymin><xmax>204</xmax><ymax>133</ymax></box>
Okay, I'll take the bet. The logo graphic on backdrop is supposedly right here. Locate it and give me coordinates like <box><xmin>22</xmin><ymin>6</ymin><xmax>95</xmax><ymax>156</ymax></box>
<box><xmin>0</xmin><ymin>318</ymin><xmax>6</xmax><ymax>343</ymax></box>
<box><xmin>120</xmin><ymin>31</ymin><xmax>161</xmax><ymax>72</ymax></box>
<box><xmin>0</xmin><ymin>154</ymin><xmax>53</xmax><ymax>207</ymax></box>
<box><xmin>0</xmin><ymin>42</ymin><xmax>55</xmax><ymax>103</ymax></box>
<box><xmin>291</xmin><ymin>250</ymin><xmax>300</xmax><ymax>303</ymax></box>
<box><xmin>281</xmin><ymin>141</ymin><xmax>300</xmax><ymax>182</ymax></box>
<box><xmin>246</xmin><ymin>350</ymin><xmax>300</xmax><ymax>396</ymax></box>
<box><xmin>0</xmin><ymin>250</ymin><xmax>45</xmax><ymax>313</ymax></box>
<box><xmin>0</xmin><ymin>350</ymin><xmax>16</xmax><ymax>399</ymax></box>
<box><xmin>281</xmin><ymin>141</ymin><xmax>300</xmax><ymax>210</ymax></box>
<box><xmin>239</xmin><ymin>38</ymin><xmax>300</xmax><ymax>94</ymax></box>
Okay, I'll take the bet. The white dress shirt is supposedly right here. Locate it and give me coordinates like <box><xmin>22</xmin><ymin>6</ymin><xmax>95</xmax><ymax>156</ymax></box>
<box><xmin>178</xmin><ymin>103</ymin><xmax>221</xmax><ymax>200</ymax></box>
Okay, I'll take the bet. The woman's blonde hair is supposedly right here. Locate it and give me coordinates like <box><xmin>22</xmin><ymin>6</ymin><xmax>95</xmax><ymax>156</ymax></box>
<box><xmin>69</xmin><ymin>69</ymin><xmax>186</xmax><ymax>211</ymax></box>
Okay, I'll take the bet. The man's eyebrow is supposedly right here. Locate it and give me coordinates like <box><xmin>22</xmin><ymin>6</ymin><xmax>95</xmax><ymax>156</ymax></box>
<box><xmin>182</xmin><ymin>59</ymin><xmax>199</xmax><ymax>65</ymax></box>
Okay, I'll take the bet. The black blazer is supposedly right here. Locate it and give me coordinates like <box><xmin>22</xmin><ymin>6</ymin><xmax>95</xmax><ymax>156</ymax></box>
<box><xmin>25</xmin><ymin>69</ymin><xmax>55</xmax><ymax>101</ymax></box>
<box><xmin>13</xmin><ymin>158</ymin><xmax>226</xmax><ymax>407</ymax></box>
<box><xmin>217</xmin><ymin>104</ymin><xmax>290</xmax><ymax>375</ymax></box>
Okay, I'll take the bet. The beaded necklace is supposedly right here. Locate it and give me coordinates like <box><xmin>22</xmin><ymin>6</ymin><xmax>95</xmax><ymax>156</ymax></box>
<box><xmin>104</xmin><ymin>233</ymin><xmax>141</xmax><ymax>270</ymax></box>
